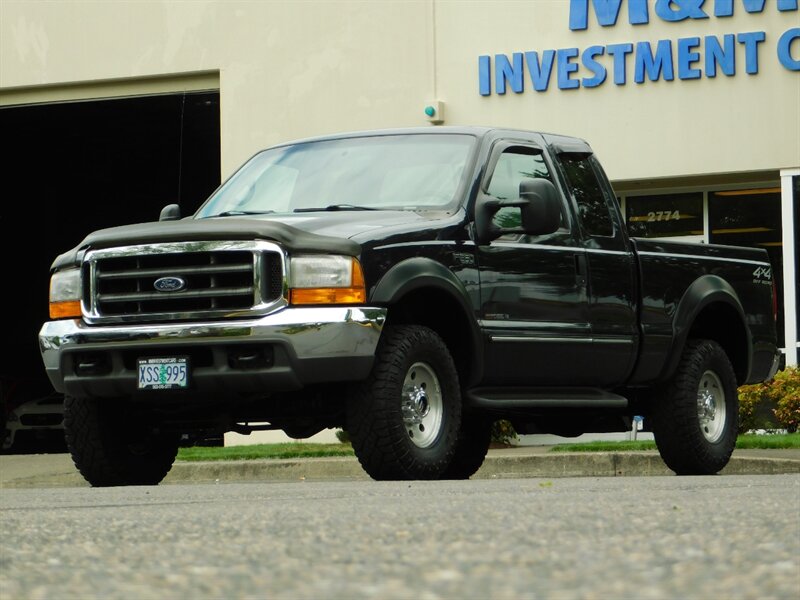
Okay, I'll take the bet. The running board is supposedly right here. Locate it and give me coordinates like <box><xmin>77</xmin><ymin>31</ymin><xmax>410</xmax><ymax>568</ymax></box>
<box><xmin>466</xmin><ymin>388</ymin><xmax>628</xmax><ymax>410</ymax></box>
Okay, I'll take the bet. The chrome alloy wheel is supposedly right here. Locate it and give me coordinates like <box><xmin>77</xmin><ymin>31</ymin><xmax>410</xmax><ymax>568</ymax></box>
<box><xmin>697</xmin><ymin>370</ymin><xmax>726</xmax><ymax>443</ymax></box>
<box><xmin>401</xmin><ymin>362</ymin><xmax>443</xmax><ymax>448</ymax></box>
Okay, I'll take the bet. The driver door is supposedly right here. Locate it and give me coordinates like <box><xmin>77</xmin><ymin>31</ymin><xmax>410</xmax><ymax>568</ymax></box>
<box><xmin>476</xmin><ymin>141</ymin><xmax>593</xmax><ymax>386</ymax></box>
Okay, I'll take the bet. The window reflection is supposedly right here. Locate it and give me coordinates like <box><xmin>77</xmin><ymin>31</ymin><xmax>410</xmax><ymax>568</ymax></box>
<box><xmin>488</xmin><ymin>148</ymin><xmax>552</xmax><ymax>232</ymax></box>
<box><xmin>561</xmin><ymin>155</ymin><xmax>613</xmax><ymax>238</ymax></box>
<box><xmin>196</xmin><ymin>134</ymin><xmax>474</xmax><ymax>216</ymax></box>
<box><xmin>487</xmin><ymin>147</ymin><xmax>568</xmax><ymax>244</ymax></box>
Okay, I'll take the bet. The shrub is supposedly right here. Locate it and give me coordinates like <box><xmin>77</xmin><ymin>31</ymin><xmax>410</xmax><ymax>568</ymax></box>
<box><xmin>738</xmin><ymin>382</ymin><xmax>768</xmax><ymax>434</ymax></box>
<box><xmin>770</xmin><ymin>366</ymin><xmax>800</xmax><ymax>432</ymax></box>
<box><xmin>491</xmin><ymin>420</ymin><xmax>517</xmax><ymax>445</ymax></box>
<box><xmin>737</xmin><ymin>366</ymin><xmax>800</xmax><ymax>433</ymax></box>
<box><xmin>335</xmin><ymin>429</ymin><xmax>350</xmax><ymax>443</ymax></box>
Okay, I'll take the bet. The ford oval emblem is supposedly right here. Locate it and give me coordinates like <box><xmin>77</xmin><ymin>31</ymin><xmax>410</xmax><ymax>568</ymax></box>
<box><xmin>153</xmin><ymin>276</ymin><xmax>187</xmax><ymax>292</ymax></box>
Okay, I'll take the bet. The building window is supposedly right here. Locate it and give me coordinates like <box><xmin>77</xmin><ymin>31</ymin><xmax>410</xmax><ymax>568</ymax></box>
<box><xmin>708</xmin><ymin>188</ymin><xmax>782</xmax><ymax>247</ymax></box>
<box><xmin>626</xmin><ymin>192</ymin><xmax>704</xmax><ymax>241</ymax></box>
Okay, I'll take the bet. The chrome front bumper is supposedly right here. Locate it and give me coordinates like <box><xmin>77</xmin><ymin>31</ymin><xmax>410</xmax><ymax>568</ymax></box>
<box><xmin>39</xmin><ymin>307</ymin><xmax>387</xmax><ymax>398</ymax></box>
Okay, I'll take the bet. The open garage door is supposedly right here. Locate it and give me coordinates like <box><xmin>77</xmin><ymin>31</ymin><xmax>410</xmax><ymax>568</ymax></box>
<box><xmin>0</xmin><ymin>90</ymin><xmax>220</xmax><ymax>448</ymax></box>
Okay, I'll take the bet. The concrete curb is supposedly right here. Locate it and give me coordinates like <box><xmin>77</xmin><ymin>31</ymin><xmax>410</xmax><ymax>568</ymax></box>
<box><xmin>2</xmin><ymin>452</ymin><xmax>798</xmax><ymax>488</ymax></box>
<box><xmin>164</xmin><ymin>453</ymin><xmax>800</xmax><ymax>484</ymax></box>
<box><xmin>166</xmin><ymin>456</ymin><xmax>369</xmax><ymax>484</ymax></box>
<box><xmin>475</xmin><ymin>452</ymin><xmax>800</xmax><ymax>479</ymax></box>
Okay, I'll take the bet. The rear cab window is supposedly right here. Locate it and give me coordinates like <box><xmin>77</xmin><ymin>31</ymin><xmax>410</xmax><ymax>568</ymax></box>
<box><xmin>558</xmin><ymin>153</ymin><xmax>626</xmax><ymax>251</ymax></box>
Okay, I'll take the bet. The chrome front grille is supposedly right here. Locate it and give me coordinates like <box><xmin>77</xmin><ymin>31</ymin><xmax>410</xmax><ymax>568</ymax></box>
<box><xmin>83</xmin><ymin>241</ymin><xmax>286</xmax><ymax>324</ymax></box>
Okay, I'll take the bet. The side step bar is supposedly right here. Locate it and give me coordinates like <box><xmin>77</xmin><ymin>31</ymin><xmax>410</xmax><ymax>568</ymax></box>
<box><xmin>466</xmin><ymin>387</ymin><xmax>629</xmax><ymax>410</ymax></box>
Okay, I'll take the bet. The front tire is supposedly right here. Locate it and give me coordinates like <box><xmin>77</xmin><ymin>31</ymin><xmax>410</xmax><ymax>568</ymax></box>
<box><xmin>651</xmin><ymin>339</ymin><xmax>739</xmax><ymax>475</ymax></box>
<box><xmin>346</xmin><ymin>325</ymin><xmax>462</xmax><ymax>480</ymax></box>
<box><xmin>64</xmin><ymin>396</ymin><xmax>179</xmax><ymax>487</ymax></box>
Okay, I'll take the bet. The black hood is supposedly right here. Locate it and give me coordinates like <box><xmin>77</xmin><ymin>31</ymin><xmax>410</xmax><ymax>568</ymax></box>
<box><xmin>51</xmin><ymin>216</ymin><xmax>360</xmax><ymax>270</ymax></box>
<box><xmin>50</xmin><ymin>210</ymin><xmax>447</xmax><ymax>270</ymax></box>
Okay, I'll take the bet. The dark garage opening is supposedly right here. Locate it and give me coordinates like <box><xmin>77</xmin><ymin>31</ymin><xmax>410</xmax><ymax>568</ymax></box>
<box><xmin>0</xmin><ymin>91</ymin><xmax>221</xmax><ymax>435</ymax></box>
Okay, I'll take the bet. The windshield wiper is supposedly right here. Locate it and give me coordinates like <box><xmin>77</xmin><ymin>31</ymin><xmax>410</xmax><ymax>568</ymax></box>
<box><xmin>207</xmin><ymin>210</ymin><xmax>275</xmax><ymax>218</ymax></box>
<box><xmin>293</xmin><ymin>204</ymin><xmax>380</xmax><ymax>213</ymax></box>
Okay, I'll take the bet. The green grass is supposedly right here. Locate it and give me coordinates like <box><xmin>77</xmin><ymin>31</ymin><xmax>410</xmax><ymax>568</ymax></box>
<box><xmin>177</xmin><ymin>442</ymin><xmax>354</xmax><ymax>462</ymax></box>
<box><xmin>549</xmin><ymin>434</ymin><xmax>800</xmax><ymax>453</ymax></box>
<box><xmin>549</xmin><ymin>440</ymin><xmax>657</xmax><ymax>453</ymax></box>
<box><xmin>174</xmin><ymin>433</ymin><xmax>799</xmax><ymax>461</ymax></box>
<box><xmin>734</xmin><ymin>433</ymin><xmax>800</xmax><ymax>449</ymax></box>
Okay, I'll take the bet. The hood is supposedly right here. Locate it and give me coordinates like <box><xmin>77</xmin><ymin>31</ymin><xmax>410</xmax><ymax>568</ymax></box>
<box><xmin>51</xmin><ymin>216</ymin><xmax>361</xmax><ymax>270</ymax></box>
<box><xmin>50</xmin><ymin>209</ymin><xmax>446</xmax><ymax>271</ymax></box>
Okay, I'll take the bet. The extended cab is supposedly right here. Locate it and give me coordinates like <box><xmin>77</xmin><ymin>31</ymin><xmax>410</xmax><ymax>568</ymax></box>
<box><xmin>40</xmin><ymin>127</ymin><xmax>780</xmax><ymax>485</ymax></box>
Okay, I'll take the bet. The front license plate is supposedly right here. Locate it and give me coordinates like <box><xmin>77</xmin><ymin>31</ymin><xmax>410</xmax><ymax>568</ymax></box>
<box><xmin>137</xmin><ymin>357</ymin><xmax>189</xmax><ymax>390</ymax></box>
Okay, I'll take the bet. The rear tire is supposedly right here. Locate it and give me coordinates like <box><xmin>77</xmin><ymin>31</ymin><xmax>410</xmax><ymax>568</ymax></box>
<box><xmin>651</xmin><ymin>339</ymin><xmax>738</xmax><ymax>475</ymax></box>
<box><xmin>347</xmin><ymin>325</ymin><xmax>461</xmax><ymax>480</ymax></box>
<box><xmin>64</xmin><ymin>396</ymin><xmax>179</xmax><ymax>487</ymax></box>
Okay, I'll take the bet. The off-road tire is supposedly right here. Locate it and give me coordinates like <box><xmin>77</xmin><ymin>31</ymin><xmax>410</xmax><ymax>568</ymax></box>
<box><xmin>347</xmin><ymin>325</ymin><xmax>462</xmax><ymax>480</ymax></box>
<box><xmin>441</xmin><ymin>410</ymin><xmax>492</xmax><ymax>479</ymax></box>
<box><xmin>651</xmin><ymin>339</ymin><xmax>738</xmax><ymax>475</ymax></box>
<box><xmin>64</xmin><ymin>396</ymin><xmax>179</xmax><ymax>487</ymax></box>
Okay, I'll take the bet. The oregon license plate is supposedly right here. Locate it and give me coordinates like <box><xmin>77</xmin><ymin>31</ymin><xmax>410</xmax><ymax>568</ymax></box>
<box><xmin>137</xmin><ymin>357</ymin><xmax>189</xmax><ymax>390</ymax></box>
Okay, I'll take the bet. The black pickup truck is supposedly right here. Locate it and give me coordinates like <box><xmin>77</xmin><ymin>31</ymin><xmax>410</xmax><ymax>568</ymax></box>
<box><xmin>39</xmin><ymin>127</ymin><xmax>780</xmax><ymax>485</ymax></box>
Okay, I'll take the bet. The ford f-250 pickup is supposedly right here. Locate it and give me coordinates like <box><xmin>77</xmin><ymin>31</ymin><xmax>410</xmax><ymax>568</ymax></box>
<box><xmin>39</xmin><ymin>127</ymin><xmax>780</xmax><ymax>486</ymax></box>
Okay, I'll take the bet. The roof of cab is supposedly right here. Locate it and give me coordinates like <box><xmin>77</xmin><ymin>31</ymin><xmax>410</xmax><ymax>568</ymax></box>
<box><xmin>267</xmin><ymin>126</ymin><xmax>587</xmax><ymax>149</ymax></box>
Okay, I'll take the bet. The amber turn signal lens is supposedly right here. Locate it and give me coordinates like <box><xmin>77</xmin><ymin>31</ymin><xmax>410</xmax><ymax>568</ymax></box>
<box><xmin>290</xmin><ymin>287</ymin><xmax>367</xmax><ymax>305</ymax></box>
<box><xmin>49</xmin><ymin>300</ymin><xmax>82</xmax><ymax>319</ymax></box>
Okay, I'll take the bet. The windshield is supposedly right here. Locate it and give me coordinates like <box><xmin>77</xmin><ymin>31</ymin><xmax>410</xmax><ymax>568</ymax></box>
<box><xmin>196</xmin><ymin>134</ymin><xmax>475</xmax><ymax>217</ymax></box>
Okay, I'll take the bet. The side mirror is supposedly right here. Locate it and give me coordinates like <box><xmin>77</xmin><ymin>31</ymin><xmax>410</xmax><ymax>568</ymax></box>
<box><xmin>159</xmin><ymin>204</ymin><xmax>181</xmax><ymax>221</ymax></box>
<box><xmin>474</xmin><ymin>178</ymin><xmax>561</xmax><ymax>244</ymax></box>
<box><xmin>519</xmin><ymin>178</ymin><xmax>561</xmax><ymax>236</ymax></box>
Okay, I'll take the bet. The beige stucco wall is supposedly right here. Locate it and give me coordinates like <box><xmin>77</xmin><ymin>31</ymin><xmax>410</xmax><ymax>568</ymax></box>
<box><xmin>1</xmin><ymin>0</ymin><xmax>798</xmax><ymax>181</ymax></box>
<box><xmin>438</xmin><ymin>1</ymin><xmax>800</xmax><ymax>180</ymax></box>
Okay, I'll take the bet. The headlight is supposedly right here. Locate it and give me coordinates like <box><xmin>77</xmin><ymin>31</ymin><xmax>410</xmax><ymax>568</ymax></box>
<box><xmin>49</xmin><ymin>268</ymin><xmax>82</xmax><ymax>319</ymax></box>
<box><xmin>289</xmin><ymin>255</ymin><xmax>366</xmax><ymax>305</ymax></box>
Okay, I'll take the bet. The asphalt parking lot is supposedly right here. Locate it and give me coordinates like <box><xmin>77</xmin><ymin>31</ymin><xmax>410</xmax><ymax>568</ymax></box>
<box><xmin>2</xmin><ymin>475</ymin><xmax>798</xmax><ymax>599</ymax></box>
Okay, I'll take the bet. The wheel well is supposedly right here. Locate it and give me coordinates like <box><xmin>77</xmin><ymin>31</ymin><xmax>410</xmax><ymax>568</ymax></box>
<box><xmin>686</xmin><ymin>302</ymin><xmax>748</xmax><ymax>384</ymax></box>
<box><xmin>386</xmin><ymin>288</ymin><xmax>477</xmax><ymax>386</ymax></box>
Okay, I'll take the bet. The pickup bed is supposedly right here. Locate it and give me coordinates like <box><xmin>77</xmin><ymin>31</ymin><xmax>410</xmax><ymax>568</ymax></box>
<box><xmin>39</xmin><ymin>127</ymin><xmax>780</xmax><ymax>485</ymax></box>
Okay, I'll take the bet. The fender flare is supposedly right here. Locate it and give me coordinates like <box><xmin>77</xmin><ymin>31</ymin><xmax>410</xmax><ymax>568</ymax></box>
<box><xmin>370</xmin><ymin>257</ymin><xmax>483</xmax><ymax>383</ymax></box>
<box><xmin>663</xmin><ymin>274</ymin><xmax>750</xmax><ymax>381</ymax></box>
